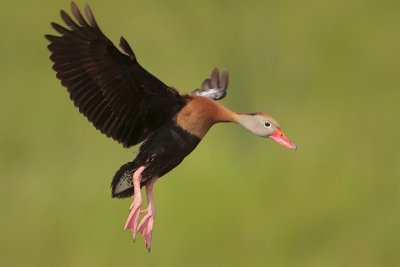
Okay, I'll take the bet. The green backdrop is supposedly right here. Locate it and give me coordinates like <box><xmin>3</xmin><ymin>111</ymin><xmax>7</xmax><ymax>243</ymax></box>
<box><xmin>1</xmin><ymin>0</ymin><xmax>399</xmax><ymax>266</ymax></box>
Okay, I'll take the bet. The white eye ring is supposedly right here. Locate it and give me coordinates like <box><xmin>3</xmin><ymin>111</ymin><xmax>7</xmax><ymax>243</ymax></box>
<box><xmin>264</xmin><ymin>121</ymin><xmax>271</xmax><ymax>128</ymax></box>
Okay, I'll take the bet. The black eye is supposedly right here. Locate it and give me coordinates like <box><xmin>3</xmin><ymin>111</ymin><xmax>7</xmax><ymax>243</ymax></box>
<box><xmin>264</xmin><ymin>121</ymin><xmax>271</xmax><ymax>128</ymax></box>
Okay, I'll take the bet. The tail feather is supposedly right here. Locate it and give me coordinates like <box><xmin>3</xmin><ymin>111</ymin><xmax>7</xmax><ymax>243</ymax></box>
<box><xmin>111</xmin><ymin>161</ymin><xmax>138</xmax><ymax>198</ymax></box>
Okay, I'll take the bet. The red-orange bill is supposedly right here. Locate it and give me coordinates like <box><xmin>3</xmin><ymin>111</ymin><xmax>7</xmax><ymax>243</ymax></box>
<box><xmin>269</xmin><ymin>128</ymin><xmax>297</xmax><ymax>150</ymax></box>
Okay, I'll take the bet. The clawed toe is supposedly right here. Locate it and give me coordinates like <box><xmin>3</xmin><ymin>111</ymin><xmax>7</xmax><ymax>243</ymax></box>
<box><xmin>138</xmin><ymin>213</ymin><xmax>155</xmax><ymax>250</ymax></box>
<box><xmin>124</xmin><ymin>205</ymin><xmax>141</xmax><ymax>240</ymax></box>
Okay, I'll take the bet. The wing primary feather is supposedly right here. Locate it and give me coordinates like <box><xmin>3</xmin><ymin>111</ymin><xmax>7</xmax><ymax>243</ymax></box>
<box><xmin>71</xmin><ymin>2</ymin><xmax>90</xmax><ymax>28</ymax></box>
<box><xmin>210</xmin><ymin>68</ymin><xmax>219</xmax><ymax>88</ymax></box>
<box><xmin>201</xmin><ymin>78</ymin><xmax>211</xmax><ymax>90</ymax></box>
<box><xmin>45</xmin><ymin>34</ymin><xmax>63</xmax><ymax>43</ymax></box>
<box><xmin>51</xmin><ymin>22</ymin><xmax>71</xmax><ymax>35</ymax></box>
<box><xmin>60</xmin><ymin>10</ymin><xmax>80</xmax><ymax>29</ymax></box>
<box><xmin>119</xmin><ymin>37</ymin><xmax>136</xmax><ymax>61</ymax></box>
<box><xmin>220</xmin><ymin>69</ymin><xmax>229</xmax><ymax>90</ymax></box>
<box><xmin>84</xmin><ymin>4</ymin><xmax>99</xmax><ymax>28</ymax></box>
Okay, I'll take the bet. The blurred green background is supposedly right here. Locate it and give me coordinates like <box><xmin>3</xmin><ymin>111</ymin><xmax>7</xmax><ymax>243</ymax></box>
<box><xmin>1</xmin><ymin>0</ymin><xmax>399</xmax><ymax>266</ymax></box>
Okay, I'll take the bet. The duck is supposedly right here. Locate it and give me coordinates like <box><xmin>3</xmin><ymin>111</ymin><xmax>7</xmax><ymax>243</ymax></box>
<box><xmin>45</xmin><ymin>2</ymin><xmax>296</xmax><ymax>251</ymax></box>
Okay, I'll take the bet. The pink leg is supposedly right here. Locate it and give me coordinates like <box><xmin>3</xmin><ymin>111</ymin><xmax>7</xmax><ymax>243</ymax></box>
<box><xmin>137</xmin><ymin>177</ymin><xmax>158</xmax><ymax>252</ymax></box>
<box><xmin>124</xmin><ymin>166</ymin><xmax>145</xmax><ymax>241</ymax></box>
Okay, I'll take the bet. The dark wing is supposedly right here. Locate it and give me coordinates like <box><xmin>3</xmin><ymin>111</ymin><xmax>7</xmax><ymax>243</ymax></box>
<box><xmin>45</xmin><ymin>2</ymin><xmax>185</xmax><ymax>147</ymax></box>
<box><xmin>192</xmin><ymin>68</ymin><xmax>229</xmax><ymax>100</ymax></box>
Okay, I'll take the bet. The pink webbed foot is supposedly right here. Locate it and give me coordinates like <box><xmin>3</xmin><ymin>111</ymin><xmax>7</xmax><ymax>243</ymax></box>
<box><xmin>137</xmin><ymin>209</ymin><xmax>155</xmax><ymax>251</ymax></box>
<box><xmin>137</xmin><ymin>178</ymin><xmax>157</xmax><ymax>251</ymax></box>
<box><xmin>123</xmin><ymin>166</ymin><xmax>158</xmax><ymax>251</ymax></box>
<box><xmin>124</xmin><ymin>166</ymin><xmax>145</xmax><ymax>241</ymax></box>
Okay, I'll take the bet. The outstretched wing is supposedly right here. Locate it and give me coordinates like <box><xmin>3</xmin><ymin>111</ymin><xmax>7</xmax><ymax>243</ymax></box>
<box><xmin>192</xmin><ymin>68</ymin><xmax>229</xmax><ymax>100</ymax></box>
<box><xmin>45</xmin><ymin>2</ymin><xmax>185</xmax><ymax>147</ymax></box>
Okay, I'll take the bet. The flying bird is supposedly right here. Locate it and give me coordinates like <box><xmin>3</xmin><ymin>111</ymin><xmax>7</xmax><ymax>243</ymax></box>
<box><xmin>45</xmin><ymin>2</ymin><xmax>296</xmax><ymax>251</ymax></box>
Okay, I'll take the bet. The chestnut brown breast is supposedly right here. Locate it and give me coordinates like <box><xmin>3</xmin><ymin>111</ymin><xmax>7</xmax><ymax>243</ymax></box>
<box><xmin>176</xmin><ymin>96</ymin><xmax>238</xmax><ymax>138</ymax></box>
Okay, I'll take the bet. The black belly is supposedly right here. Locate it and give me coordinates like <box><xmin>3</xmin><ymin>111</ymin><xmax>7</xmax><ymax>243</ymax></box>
<box><xmin>111</xmin><ymin>120</ymin><xmax>201</xmax><ymax>198</ymax></box>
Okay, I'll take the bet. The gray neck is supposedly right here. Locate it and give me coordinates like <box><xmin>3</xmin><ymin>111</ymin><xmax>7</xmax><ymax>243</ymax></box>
<box><xmin>237</xmin><ymin>114</ymin><xmax>264</xmax><ymax>136</ymax></box>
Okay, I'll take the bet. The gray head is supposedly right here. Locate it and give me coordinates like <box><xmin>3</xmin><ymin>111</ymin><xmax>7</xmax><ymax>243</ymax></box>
<box><xmin>237</xmin><ymin>112</ymin><xmax>296</xmax><ymax>150</ymax></box>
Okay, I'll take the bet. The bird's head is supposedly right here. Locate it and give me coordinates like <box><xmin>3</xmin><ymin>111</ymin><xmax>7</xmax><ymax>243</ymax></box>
<box><xmin>237</xmin><ymin>112</ymin><xmax>296</xmax><ymax>150</ymax></box>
